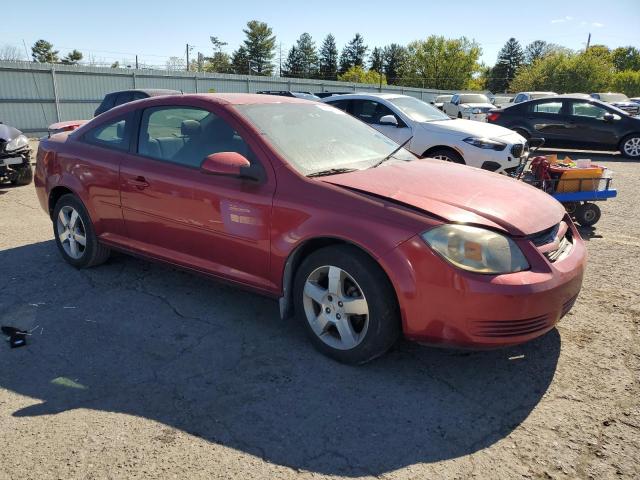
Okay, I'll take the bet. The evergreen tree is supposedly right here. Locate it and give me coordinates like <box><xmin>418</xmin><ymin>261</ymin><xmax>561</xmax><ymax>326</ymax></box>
<box><xmin>318</xmin><ymin>34</ymin><xmax>338</xmax><ymax>80</ymax></box>
<box><xmin>295</xmin><ymin>33</ymin><xmax>318</xmax><ymax>78</ymax></box>
<box><xmin>31</xmin><ymin>39</ymin><xmax>59</xmax><ymax>63</ymax></box>
<box><xmin>231</xmin><ymin>46</ymin><xmax>249</xmax><ymax>74</ymax></box>
<box><xmin>239</xmin><ymin>20</ymin><xmax>276</xmax><ymax>75</ymax></box>
<box><xmin>283</xmin><ymin>45</ymin><xmax>303</xmax><ymax>77</ymax></box>
<box><xmin>61</xmin><ymin>49</ymin><xmax>83</xmax><ymax>65</ymax></box>
<box><xmin>525</xmin><ymin>40</ymin><xmax>550</xmax><ymax>65</ymax></box>
<box><xmin>339</xmin><ymin>33</ymin><xmax>368</xmax><ymax>74</ymax></box>
<box><xmin>383</xmin><ymin>44</ymin><xmax>406</xmax><ymax>85</ymax></box>
<box><xmin>370</xmin><ymin>47</ymin><xmax>384</xmax><ymax>73</ymax></box>
<box><xmin>487</xmin><ymin>38</ymin><xmax>525</xmax><ymax>93</ymax></box>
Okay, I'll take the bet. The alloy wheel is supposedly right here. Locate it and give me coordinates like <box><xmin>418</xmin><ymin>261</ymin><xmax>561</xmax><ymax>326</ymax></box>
<box><xmin>623</xmin><ymin>137</ymin><xmax>640</xmax><ymax>157</ymax></box>
<box><xmin>56</xmin><ymin>206</ymin><xmax>87</xmax><ymax>259</ymax></box>
<box><xmin>302</xmin><ymin>265</ymin><xmax>369</xmax><ymax>351</ymax></box>
<box><xmin>433</xmin><ymin>154</ymin><xmax>453</xmax><ymax>162</ymax></box>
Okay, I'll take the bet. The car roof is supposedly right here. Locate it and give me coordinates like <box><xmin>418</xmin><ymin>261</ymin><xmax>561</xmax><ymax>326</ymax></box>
<box><xmin>323</xmin><ymin>92</ymin><xmax>408</xmax><ymax>101</ymax></box>
<box><xmin>138</xmin><ymin>93</ymin><xmax>315</xmax><ymax>106</ymax></box>
<box><xmin>107</xmin><ymin>88</ymin><xmax>182</xmax><ymax>96</ymax></box>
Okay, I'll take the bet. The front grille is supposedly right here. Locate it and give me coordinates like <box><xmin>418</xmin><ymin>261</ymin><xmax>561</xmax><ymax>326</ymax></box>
<box><xmin>471</xmin><ymin>314</ymin><xmax>551</xmax><ymax>337</ymax></box>
<box><xmin>529</xmin><ymin>223</ymin><xmax>560</xmax><ymax>246</ymax></box>
<box><xmin>616</xmin><ymin>104</ymin><xmax>640</xmax><ymax>115</ymax></box>
<box><xmin>528</xmin><ymin>221</ymin><xmax>573</xmax><ymax>263</ymax></box>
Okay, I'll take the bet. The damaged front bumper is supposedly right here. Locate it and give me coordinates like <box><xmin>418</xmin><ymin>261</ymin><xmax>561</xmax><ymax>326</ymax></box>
<box><xmin>0</xmin><ymin>147</ymin><xmax>31</xmax><ymax>179</ymax></box>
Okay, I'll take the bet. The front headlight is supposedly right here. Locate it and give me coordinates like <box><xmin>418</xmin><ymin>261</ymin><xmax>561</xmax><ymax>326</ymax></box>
<box><xmin>463</xmin><ymin>136</ymin><xmax>507</xmax><ymax>151</ymax></box>
<box><xmin>421</xmin><ymin>225</ymin><xmax>530</xmax><ymax>274</ymax></box>
<box><xmin>5</xmin><ymin>134</ymin><xmax>29</xmax><ymax>152</ymax></box>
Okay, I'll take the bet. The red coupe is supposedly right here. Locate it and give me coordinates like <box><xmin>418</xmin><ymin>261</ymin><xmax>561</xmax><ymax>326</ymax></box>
<box><xmin>35</xmin><ymin>94</ymin><xmax>586</xmax><ymax>364</ymax></box>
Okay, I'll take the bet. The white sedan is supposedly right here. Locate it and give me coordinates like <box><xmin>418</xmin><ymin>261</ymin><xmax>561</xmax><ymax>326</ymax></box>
<box><xmin>323</xmin><ymin>93</ymin><xmax>529</xmax><ymax>175</ymax></box>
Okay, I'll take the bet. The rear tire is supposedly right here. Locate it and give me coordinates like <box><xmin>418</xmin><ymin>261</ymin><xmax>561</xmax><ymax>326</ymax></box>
<box><xmin>293</xmin><ymin>245</ymin><xmax>400</xmax><ymax>364</ymax></box>
<box><xmin>574</xmin><ymin>203</ymin><xmax>601</xmax><ymax>227</ymax></box>
<box><xmin>9</xmin><ymin>165</ymin><xmax>33</xmax><ymax>186</ymax></box>
<box><xmin>620</xmin><ymin>134</ymin><xmax>640</xmax><ymax>159</ymax></box>
<box><xmin>53</xmin><ymin>194</ymin><xmax>110</xmax><ymax>268</ymax></box>
<box><xmin>426</xmin><ymin>148</ymin><xmax>465</xmax><ymax>165</ymax></box>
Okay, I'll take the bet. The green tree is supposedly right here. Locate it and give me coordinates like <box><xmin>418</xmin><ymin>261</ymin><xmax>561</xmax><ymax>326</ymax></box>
<box><xmin>31</xmin><ymin>39</ymin><xmax>59</xmax><ymax>63</ymax></box>
<box><xmin>283</xmin><ymin>45</ymin><xmax>303</xmax><ymax>77</ymax></box>
<box><xmin>399</xmin><ymin>36</ymin><xmax>481</xmax><ymax>90</ymax></box>
<box><xmin>487</xmin><ymin>38</ymin><xmax>525</xmax><ymax>93</ymax></box>
<box><xmin>585</xmin><ymin>45</ymin><xmax>612</xmax><ymax>63</ymax></box>
<box><xmin>318</xmin><ymin>34</ymin><xmax>338</xmax><ymax>80</ymax></box>
<box><xmin>231</xmin><ymin>46</ymin><xmax>249</xmax><ymax>74</ymax></box>
<box><xmin>294</xmin><ymin>33</ymin><xmax>318</xmax><ymax>77</ymax></box>
<box><xmin>204</xmin><ymin>36</ymin><xmax>232</xmax><ymax>73</ymax></box>
<box><xmin>339</xmin><ymin>33</ymin><xmax>368</xmax><ymax>74</ymax></box>
<box><xmin>611</xmin><ymin>46</ymin><xmax>640</xmax><ymax>72</ymax></box>
<box><xmin>61</xmin><ymin>49</ymin><xmax>83</xmax><ymax>65</ymax></box>
<box><xmin>525</xmin><ymin>40</ymin><xmax>552</xmax><ymax>64</ymax></box>
<box><xmin>338</xmin><ymin>65</ymin><xmax>386</xmax><ymax>85</ymax></box>
<box><xmin>238</xmin><ymin>20</ymin><xmax>276</xmax><ymax>75</ymax></box>
<box><xmin>369</xmin><ymin>47</ymin><xmax>384</xmax><ymax>73</ymax></box>
<box><xmin>611</xmin><ymin>70</ymin><xmax>640</xmax><ymax>96</ymax></box>
<box><xmin>383</xmin><ymin>44</ymin><xmax>406</xmax><ymax>85</ymax></box>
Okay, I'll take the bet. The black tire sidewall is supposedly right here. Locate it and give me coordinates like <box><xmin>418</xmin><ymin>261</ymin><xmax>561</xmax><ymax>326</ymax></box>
<box><xmin>620</xmin><ymin>134</ymin><xmax>640</xmax><ymax>159</ymax></box>
<box><xmin>429</xmin><ymin>148</ymin><xmax>465</xmax><ymax>164</ymax></box>
<box><xmin>293</xmin><ymin>245</ymin><xmax>400</xmax><ymax>364</ymax></box>
<box><xmin>52</xmin><ymin>194</ymin><xmax>100</xmax><ymax>268</ymax></box>
<box><xmin>575</xmin><ymin>203</ymin><xmax>601</xmax><ymax>227</ymax></box>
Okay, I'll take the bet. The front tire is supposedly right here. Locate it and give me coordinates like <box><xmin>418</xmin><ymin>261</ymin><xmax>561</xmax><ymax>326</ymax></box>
<box><xmin>427</xmin><ymin>148</ymin><xmax>465</xmax><ymax>164</ymax></box>
<box><xmin>620</xmin><ymin>134</ymin><xmax>640</xmax><ymax>159</ymax></box>
<box><xmin>293</xmin><ymin>245</ymin><xmax>400</xmax><ymax>364</ymax></box>
<box><xmin>53</xmin><ymin>194</ymin><xmax>110</xmax><ymax>268</ymax></box>
<box><xmin>574</xmin><ymin>203</ymin><xmax>601</xmax><ymax>227</ymax></box>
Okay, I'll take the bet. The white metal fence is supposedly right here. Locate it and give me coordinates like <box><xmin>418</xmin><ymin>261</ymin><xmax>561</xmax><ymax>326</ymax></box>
<box><xmin>0</xmin><ymin>61</ymin><xmax>471</xmax><ymax>136</ymax></box>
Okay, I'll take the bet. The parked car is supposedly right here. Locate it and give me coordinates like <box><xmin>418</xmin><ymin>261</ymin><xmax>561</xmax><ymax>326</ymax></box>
<box><xmin>95</xmin><ymin>89</ymin><xmax>181</xmax><ymax>116</ymax></box>
<box><xmin>487</xmin><ymin>94</ymin><xmax>640</xmax><ymax>158</ymax></box>
<box><xmin>631</xmin><ymin>97</ymin><xmax>640</xmax><ymax>105</ymax></box>
<box><xmin>430</xmin><ymin>94</ymin><xmax>452</xmax><ymax>111</ymax></box>
<box><xmin>323</xmin><ymin>93</ymin><xmax>528</xmax><ymax>174</ymax></box>
<box><xmin>492</xmin><ymin>96</ymin><xmax>513</xmax><ymax>108</ymax></box>
<box><xmin>35</xmin><ymin>93</ymin><xmax>585</xmax><ymax>363</ymax></box>
<box><xmin>590</xmin><ymin>92</ymin><xmax>640</xmax><ymax>116</ymax></box>
<box><xmin>256</xmin><ymin>90</ymin><xmax>321</xmax><ymax>101</ymax></box>
<box><xmin>314</xmin><ymin>92</ymin><xmax>351</xmax><ymax>98</ymax></box>
<box><xmin>442</xmin><ymin>93</ymin><xmax>497</xmax><ymax>121</ymax></box>
<box><xmin>0</xmin><ymin>122</ymin><xmax>32</xmax><ymax>185</ymax></box>
<box><xmin>512</xmin><ymin>92</ymin><xmax>558</xmax><ymax>104</ymax></box>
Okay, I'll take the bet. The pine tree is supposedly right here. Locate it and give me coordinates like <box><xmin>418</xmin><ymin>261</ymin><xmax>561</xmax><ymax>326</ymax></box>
<box><xmin>283</xmin><ymin>45</ymin><xmax>303</xmax><ymax>77</ymax></box>
<box><xmin>31</xmin><ymin>39</ymin><xmax>59</xmax><ymax>63</ymax></box>
<box><xmin>382</xmin><ymin>44</ymin><xmax>406</xmax><ymax>85</ymax></box>
<box><xmin>339</xmin><ymin>34</ymin><xmax>368</xmax><ymax>74</ymax></box>
<box><xmin>240</xmin><ymin>20</ymin><xmax>276</xmax><ymax>75</ymax></box>
<box><xmin>61</xmin><ymin>49</ymin><xmax>83</xmax><ymax>65</ymax></box>
<box><xmin>319</xmin><ymin>34</ymin><xmax>338</xmax><ymax>80</ymax></box>
<box><xmin>370</xmin><ymin>47</ymin><xmax>384</xmax><ymax>73</ymax></box>
<box><xmin>295</xmin><ymin>33</ymin><xmax>318</xmax><ymax>78</ymax></box>
<box><xmin>487</xmin><ymin>38</ymin><xmax>525</xmax><ymax>93</ymax></box>
<box><xmin>231</xmin><ymin>46</ymin><xmax>249</xmax><ymax>74</ymax></box>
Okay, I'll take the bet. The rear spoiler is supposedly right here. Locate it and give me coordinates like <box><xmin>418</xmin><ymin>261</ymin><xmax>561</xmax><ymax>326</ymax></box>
<box><xmin>48</xmin><ymin>120</ymin><xmax>88</xmax><ymax>137</ymax></box>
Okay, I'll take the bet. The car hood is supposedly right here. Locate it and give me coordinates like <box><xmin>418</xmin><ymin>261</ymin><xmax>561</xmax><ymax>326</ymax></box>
<box><xmin>323</xmin><ymin>159</ymin><xmax>564</xmax><ymax>236</ymax></box>
<box><xmin>0</xmin><ymin>123</ymin><xmax>22</xmax><ymax>141</ymax></box>
<box><xmin>421</xmin><ymin>118</ymin><xmax>522</xmax><ymax>140</ymax></box>
<box><xmin>460</xmin><ymin>103</ymin><xmax>495</xmax><ymax>109</ymax></box>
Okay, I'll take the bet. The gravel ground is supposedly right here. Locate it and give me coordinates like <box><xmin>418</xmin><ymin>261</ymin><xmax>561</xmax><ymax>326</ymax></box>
<box><xmin>0</xmin><ymin>148</ymin><xmax>638</xmax><ymax>479</ymax></box>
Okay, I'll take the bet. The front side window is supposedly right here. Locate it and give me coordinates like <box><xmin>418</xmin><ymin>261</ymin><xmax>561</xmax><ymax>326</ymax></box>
<box><xmin>83</xmin><ymin>113</ymin><xmax>132</xmax><ymax>151</ymax></box>
<box><xmin>570</xmin><ymin>102</ymin><xmax>608</xmax><ymax>119</ymax></box>
<box><xmin>351</xmin><ymin>100</ymin><xmax>395</xmax><ymax>125</ymax></box>
<box><xmin>235</xmin><ymin>103</ymin><xmax>414</xmax><ymax>176</ymax></box>
<box><xmin>328</xmin><ymin>100</ymin><xmax>350</xmax><ymax>112</ymax></box>
<box><xmin>531</xmin><ymin>101</ymin><xmax>563</xmax><ymax>114</ymax></box>
<box><xmin>138</xmin><ymin>106</ymin><xmax>251</xmax><ymax>168</ymax></box>
<box><xmin>114</xmin><ymin>92</ymin><xmax>133</xmax><ymax>106</ymax></box>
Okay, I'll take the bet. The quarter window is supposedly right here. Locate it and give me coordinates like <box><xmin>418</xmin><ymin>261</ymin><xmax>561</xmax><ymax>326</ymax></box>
<box><xmin>83</xmin><ymin>113</ymin><xmax>132</xmax><ymax>151</ymax></box>
<box><xmin>532</xmin><ymin>101</ymin><xmax>563</xmax><ymax>114</ymax></box>
<box><xmin>137</xmin><ymin>106</ymin><xmax>252</xmax><ymax>168</ymax></box>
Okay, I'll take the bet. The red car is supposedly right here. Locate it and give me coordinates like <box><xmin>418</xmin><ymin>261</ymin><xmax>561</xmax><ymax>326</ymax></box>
<box><xmin>35</xmin><ymin>94</ymin><xmax>586</xmax><ymax>364</ymax></box>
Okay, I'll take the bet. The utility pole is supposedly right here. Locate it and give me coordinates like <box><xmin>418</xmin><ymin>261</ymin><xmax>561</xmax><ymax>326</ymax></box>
<box><xmin>135</xmin><ymin>55</ymin><xmax>138</xmax><ymax>70</ymax></box>
<box><xmin>186</xmin><ymin>43</ymin><xmax>190</xmax><ymax>71</ymax></box>
<box><xmin>279</xmin><ymin>42</ymin><xmax>282</xmax><ymax>77</ymax></box>
<box><xmin>586</xmin><ymin>33</ymin><xmax>591</xmax><ymax>51</ymax></box>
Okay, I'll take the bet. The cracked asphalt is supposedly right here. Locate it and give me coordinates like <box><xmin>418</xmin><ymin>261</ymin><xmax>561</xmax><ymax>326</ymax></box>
<box><xmin>0</xmin><ymin>148</ymin><xmax>638</xmax><ymax>479</ymax></box>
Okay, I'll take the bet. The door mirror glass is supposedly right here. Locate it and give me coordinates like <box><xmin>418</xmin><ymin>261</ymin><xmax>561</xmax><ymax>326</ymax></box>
<box><xmin>379</xmin><ymin>114</ymin><xmax>398</xmax><ymax>126</ymax></box>
<box><xmin>602</xmin><ymin>113</ymin><xmax>618</xmax><ymax>122</ymax></box>
<box><xmin>201</xmin><ymin>152</ymin><xmax>251</xmax><ymax>176</ymax></box>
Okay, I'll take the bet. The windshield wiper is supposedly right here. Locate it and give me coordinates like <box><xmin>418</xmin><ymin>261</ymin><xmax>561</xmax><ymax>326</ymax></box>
<box><xmin>372</xmin><ymin>136</ymin><xmax>413</xmax><ymax>168</ymax></box>
<box><xmin>307</xmin><ymin>167</ymin><xmax>358</xmax><ymax>178</ymax></box>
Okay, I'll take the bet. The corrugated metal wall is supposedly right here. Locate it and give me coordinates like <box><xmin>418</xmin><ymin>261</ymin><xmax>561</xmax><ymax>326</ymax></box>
<box><xmin>0</xmin><ymin>61</ymin><xmax>466</xmax><ymax>136</ymax></box>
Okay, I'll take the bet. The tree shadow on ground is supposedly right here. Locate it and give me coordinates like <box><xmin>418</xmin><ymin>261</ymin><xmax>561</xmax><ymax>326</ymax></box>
<box><xmin>0</xmin><ymin>241</ymin><xmax>561</xmax><ymax>477</ymax></box>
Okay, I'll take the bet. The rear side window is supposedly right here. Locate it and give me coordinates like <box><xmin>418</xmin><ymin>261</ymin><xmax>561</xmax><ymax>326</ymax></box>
<box><xmin>531</xmin><ymin>101</ymin><xmax>563</xmax><ymax>114</ymax></box>
<box><xmin>138</xmin><ymin>106</ymin><xmax>253</xmax><ymax>168</ymax></box>
<box><xmin>83</xmin><ymin>113</ymin><xmax>133</xmax><ymax>151</ymax></box>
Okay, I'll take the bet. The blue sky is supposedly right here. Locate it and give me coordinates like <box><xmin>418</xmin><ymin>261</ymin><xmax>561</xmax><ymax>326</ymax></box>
<box><xmin>3</xmin><ymin>0</ymin><xmax>639</xmax><ymax>69</ymax></box>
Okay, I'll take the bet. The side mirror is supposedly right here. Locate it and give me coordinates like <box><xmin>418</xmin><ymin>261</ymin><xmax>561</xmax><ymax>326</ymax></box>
<box><xmin>201</xmin><ymin>152</ymin><xmax>251</xmax><ymax>177</ymax></box>
<box><xmin>602</xmin><ymin>113</ymin><xmax>616</xmax><ymax>122</ymax></box>
<box><xmin>379</xmin><ymin>114</ymin><xmax>399</xmax><ymax>127</ymax></box>
<box><xmin>509</xmin><ymin>98</ymin><xmax>515</xmax><ymax>103</ymax></box>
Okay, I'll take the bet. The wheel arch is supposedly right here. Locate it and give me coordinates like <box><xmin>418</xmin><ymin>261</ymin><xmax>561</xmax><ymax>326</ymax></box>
<box><xmin>48</xmin><ymin>185</ymin><xmax>76</xmax><ymax>219</ymax></box>
<box><xmin>421</xmin><ymin>145</ymin><xmax>465</xmax><ymax>160</ymax></box>
<box><xmin>278</xmin><ymin>236</ymin><xmax>400</xmax><ymax>321</ymax></box>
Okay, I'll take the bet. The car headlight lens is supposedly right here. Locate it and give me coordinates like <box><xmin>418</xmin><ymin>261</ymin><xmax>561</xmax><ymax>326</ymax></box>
<box><xmin>421</xmin><ymin>225</ymin><xmax>529</xmax><ymax>274</ymax></box>
<box><xmin>5</xmin><ymin>134</ymin><xmax>28</xmax><ymax>152</ymax></box>
<box><xmin>463</xmin><ymin>136</ymin><xmax>507</xmax><ymax>151</ymax></box>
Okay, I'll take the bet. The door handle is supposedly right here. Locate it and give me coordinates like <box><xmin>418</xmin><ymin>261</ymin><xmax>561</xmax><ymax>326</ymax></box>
<box><xmin>128</xmin><ymin>176</ymin><xmax>149</xmax><ymax>190</ymax></box>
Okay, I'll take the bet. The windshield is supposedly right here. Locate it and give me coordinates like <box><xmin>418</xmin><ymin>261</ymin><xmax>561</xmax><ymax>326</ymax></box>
<box><xmin>235</xmin><ymin>103</ymin><xmax>415</xmax><ymax>176</ymax></box>
<box><xmin>600</xmin><ymin>93</ymin><xmax>629</xmax><ymax>102</ymax></box>
<box><xmin>292</xmin><ymin>92</ymin><xmax>321</xmax><ymax>101</ymax></box>
<box><xmin>459</xmin><ymin>94</ymin><xmax>490</xmax><ymax>104</ymax></box>
<box><xmin>434</xmin><ymin>95</ymin><xmax>452</xmax><ymax>103</ymax></box>
<box><xmin>388</xmin><ymin>96</ymin><xmax>450</xmax><ymax>122</ymax></box>
<box><xmin>530</xmin><ymin>92</ymin><xmax>557</xmax><ymax>99</ymax></box>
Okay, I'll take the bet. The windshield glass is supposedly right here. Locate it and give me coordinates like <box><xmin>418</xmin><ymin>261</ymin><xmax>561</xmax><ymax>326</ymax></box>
<box><xmin>292</xmin><ymin>92</ymin><xmax>321</xmax><ymax>101</ymax></box>
<box><xmin>600</xmin><ymin>93</ymin><xmax>629</xmax><ymax>102</ymax></box>
<box><xmin>235</xmin><ymin>103</ymin><xmax>415</xmax><ymax>176</ymax></box>
<box><xmin>530</xmin><ymin>92</ymin><xmax>556</xmax><ymax>99</ymax></box>
<box><xmin>459</xmin><ymin>94</ymin><xmax>490</xmax><ymax>104</ymax></box>
<box><xmin>388</xmin><ymin>96</ymin><xmax>450</xmax><ymax>122</ymax></box>
<box><xmin>434</xmin><ymin>95</ymin><xmax>452</xmax><ymax>103</ymax></box>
